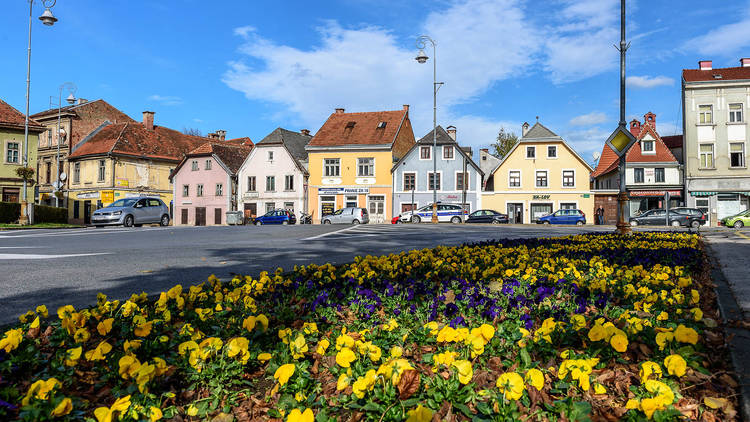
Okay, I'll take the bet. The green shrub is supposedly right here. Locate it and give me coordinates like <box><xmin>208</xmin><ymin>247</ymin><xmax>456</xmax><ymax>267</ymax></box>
<box><xmin>0</xmin><ymin>202</ymin><xmax>21</xmax><ymax>223</ymax></box>
<box><xmin>33</xmin><ymin>204</ymin><xmax>67</xmax><ymax>224</ymax></box>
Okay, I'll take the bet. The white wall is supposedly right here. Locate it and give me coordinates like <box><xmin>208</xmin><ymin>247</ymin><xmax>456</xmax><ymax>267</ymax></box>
<box><xmin>237</xmin><ymin>145</ymin><xmax>306</xmax><ymax>214</ymax></box>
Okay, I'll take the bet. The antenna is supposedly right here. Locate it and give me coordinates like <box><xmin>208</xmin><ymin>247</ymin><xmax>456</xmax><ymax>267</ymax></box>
<box><xmin>593</xmin><ymin>151</ymin><xmax>601</xmax><ymax>161</ymax></box>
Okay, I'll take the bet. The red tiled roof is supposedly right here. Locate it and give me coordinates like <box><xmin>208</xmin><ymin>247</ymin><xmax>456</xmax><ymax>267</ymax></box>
<box><xmin>69</xmin><ymin>122</ymin><xmax>208</xmax><ymax>162</ymax></box>
<box><xmin>591</xmin><ymin>121</ymin><xmax>677</xmax><ymax>178</ymax></box>
<box><xmin>683</xmin><ymin>66</ymin><xmax>750</xmax><ymax>82</ymax></box>
<box><xmin>225</xmin><ymin>137</ymin><xmax>254</xmax><ymax>147</ymax></box>
<box><xmin>591</xmin><ymin>144</ymin><xmax>620</xmax><ymax>178</ymax></box>
<box><xmin>308</xmin><ymin>109</ymin><xmax>407</xmax><ymax>147</ymax></box>
<box><xmin>0</xmin><ymin>98</ymin><xmax>45</xmax><ymax>131</ymax></box>
<box><xmin>185</xmin><ymin>142</ymin><xmax>252</xmax><ymax>174</ymax></box>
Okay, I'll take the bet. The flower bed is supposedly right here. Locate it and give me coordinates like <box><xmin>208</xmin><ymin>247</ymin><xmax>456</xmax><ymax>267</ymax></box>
<box><xmin>0</xmin><ymin>232</ymin><xmax>739</xmax><ymax>421</ymax></box>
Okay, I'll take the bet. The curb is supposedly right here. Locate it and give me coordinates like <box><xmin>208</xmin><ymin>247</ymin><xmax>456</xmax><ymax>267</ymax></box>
<box><xmin>0</xmin><ymin>225</ymin><xmax>84</xmax><ymax>231</ymax></box>
<box><xmin>704</xmin><ymin>241</ymin><xmax>750</xmax><ymax>421</ymax></box>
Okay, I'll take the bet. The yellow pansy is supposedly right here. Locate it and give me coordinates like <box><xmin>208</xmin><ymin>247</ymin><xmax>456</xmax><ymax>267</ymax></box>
<box><xmin>286</xmin><ymin>408</ymin><xmax>314</xmax><ymax>422</ymax></box>
<box><xmin>674</xmin><ymin>325</ymin><xmax>698</xmax><ymax>344</ymax></box>
<box><xmin>663</xmin><ymin>354</ymin><xmax>687</xmax><ymax>377</ymax></box>
<box><xmin>97</xmin><ymin>318</ymin><xmax>114</xmax><ymax>336</ymax></box>
<box><xmin>406</xmin><ymin>405</ymin><xmax>434</xmax><ymax>422</ymax></box>
<box><xmin>149</xmin><ymin>406</ymin><xmax>163</xmax><ymax>421</ymax></box>
<box><xmin>227</xmin><ymin>337</ymin><xmax>251</xmax><ymax>364</ymax></box>
<box><xmin>336</xmin><ymin>347</ymin><xmax>356</xmax><ymax>368</ymax></box>
<box><xmin>525</xmin><ymin>368</ymin><xmax>544</xmax><ymax>390</ymax></box>
<box><xmin>496</xmin><ymin>372</ymin><xmax>525</xmax><ymax>400</ymax></box>
<box><xmin>258</xmin><ymin>353</ymin><xmax>272</xmax><ymax>363</ymax></box>
<box><xmin>85</xmin><ymin>341</ymin><xmax>112</xmax><ymax>361</ymax></box>
<box><xmin>587</xmin><ymin>324</ymin><xmax>607</xmax><ymax>342</ymax></box>
<box><xmin>51</xmin><ymin>397</ymin><xmax>73</xmax><ymax>417</ymax></box>
<box><xmin>452</xmin><ymin>360</ymin><xmax>473</xmax><ymax>385</ymax></box>
<box><xmin>610</xmin><ymin>333</ymin><xmax>628</xmax><ymax>352</ymax></box>
<box><xmin>64</xmin><ymin>346</ymin><xmax>82</xmax><ymax>366</ymax></box>
<box><xmin>316</xmin><ymin>339</ymin><xmax>330</xmax><ymax>355</ymax></box>
<box><xmin>274</xmin><ymin>363</ymin><xmax>295</xmax><ymax>386</ymax></box>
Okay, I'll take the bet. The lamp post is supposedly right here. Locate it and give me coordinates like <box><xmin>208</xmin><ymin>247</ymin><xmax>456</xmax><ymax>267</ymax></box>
<box><xmin>55</xmin><ymin>82</ymin><xmax>76</xmax><ymax>208</ymax></box>
<box><xmin>615</xmin><ymin>0</ymin><xmax>631</xmax><ymax>235</ymax></box>
<box><xmin>415</xmin><ymin>35</ymin><xmax>443</xmax><ymax>224</ymax></box>
<box><xmin>20</xmin><ymin>0</ymin><xmax>58</xmax><ymax>225</ymax></box>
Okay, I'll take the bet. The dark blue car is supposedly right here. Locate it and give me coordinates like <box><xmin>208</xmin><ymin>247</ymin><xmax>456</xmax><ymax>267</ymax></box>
<box><xmin>253</xmin><ymin>209</ymin><xmax>296</xmax><ymax>225</ymax></box>
<box><xmin>537</xmin><ymin>209</ymin><xmax>586</xmax><ymax>225</ymax></box>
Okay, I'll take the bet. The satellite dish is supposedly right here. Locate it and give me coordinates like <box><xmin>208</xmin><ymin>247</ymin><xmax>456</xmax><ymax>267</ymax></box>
<box><xmin>593</xmin><ymin>151</ymin><xmax>601</xmax><ymax>160</ymax></box>
<box><xmin>59</xmin><ymin>172</ymin><xmax>67</xmax><ymax>181</ymax></box>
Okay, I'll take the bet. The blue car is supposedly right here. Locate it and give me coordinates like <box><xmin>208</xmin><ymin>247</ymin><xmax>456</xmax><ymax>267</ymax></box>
<box><xmin>253</xmin><ymin>209</ymin><xmax>296</xmax><ymax>225</ymax></box>
<box><xmin>537</xmin><ymin>209</ymin><xmax>586</xmax><ymax>225</ymax></box>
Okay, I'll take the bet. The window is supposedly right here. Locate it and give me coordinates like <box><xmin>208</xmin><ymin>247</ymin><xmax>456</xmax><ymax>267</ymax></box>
<box><xmin>247</xmin><ymin>176</ymin><xmax>256</xmax><ymax>192</ymax></box>
<box><xmin>284</xmin><ymin>202</ymin><xmax>295</xmax><ymax>212</ymax></box>
<box><xmin>98</xmin><ymin>160</ymin><xmax>106</xmax><ymax>182</ymax></box>
<box><xmin>6</xmin><ymin>142</ymin><xmax>19</xmax><ymax>163</ymax></box>
<box><xmin>377</xmin><ymin>121</ymin><xmax>387</xmax><ymax>129</ymax></box>
<box><xmin>509</xmin><ymin>170</ymin><xmax>521</xmax><ymax>187</ymax></box>
<box><xmin>443</xmin><ymin>146</ymin><xmax>454</xmax><ymax>159</ymax></box>
<box><xmin>562</xmin><ymin>170</ymin><xmax>575</xmax><ymax>187</ymax></box>
<box><xmin>456</xmin><ymin>172</ymin><xmax>468</xmax><ymax>190</ymax></box>
<box><xmin>526</xmin><ymin>146</ymin><xmax>536</xmax><ymax>159</ymax></box>
<box><xmin>216</xmin><ymin>183</ymin><xmax>223</xmax><ymax>196</ymax></box>
<box><xmin>357</xmin><ymin>157</ymin><xmax>374</xmax><ymax>176</ymax></box>
<box><xmin>698</xmin><ymin>105</ymin><xmax>713</xmax><ymax>124</ymax></box>
<box><xmin>73</xmin><ymin>162</ymin><xmax>80</xmax><ymax>183</ymax></box>
<box><xmin>182</xmin><ymin>185</ymin><xmax>189</xmax><ymax>197</ymax></box>
<box><xmin>403</xmin><ymin>173</ymin><xmax>416</xmax><ymax>191</ymax></box>
<box><xmin>285</xmin><ymin>175</ymin><xmax>294</xmax><ymax>191</ymax></box>
<box><xmin>45</xmin><ymin>162</ymin><xmax>51</xmax><ymax>183</ymax></box>
<box><xmin>324</xmin><ymin>158</ymin><xmax>340</xmax><ymax>177</ymax></box>
<box><xmin>633</xmin><ymin>168</ymin><xmax>644</xmax><ymax>183</ymax></box>
<box><xmin>191</xmin><ymin>160</ymin><xmax>198</xmax><ymax>171</ymax></box>
<box><xmin>265</xmin><ymin>202</ymin><xmax>275</xmax><ymax>213</ymax></box>
<box><xmin>699</xmin><ymin>144</ymin><xmax>714</xmax><ymax>168</ymax></box>
<box><xmin>420</xmin><ymin>146</ymin><xmax>431</xmax><ymax>160</ymax></box>
<box><xmin>655</xmin><ymin>168</ymin><xmax>665</xmax><ymax>182</ymax></box>
<box><xmin>642</xmin><ymin>140</ymin><xmax>654</xmax><ymax>152</ymax></box>
<box><xmin>535</xmin><ymin>170</ymin><xmax>547</xmax><ymax>187</ymax></box>
<box><xmin>268</xmin><ymin>151</ymin><xmax>274</xmax><ymax>161</ymax></box>
<box><xmin>196</xmin><ymin>184</ymin><xmax>204</xmax><ymax>197</ymax></box>
<box><xmin>729</xmin><ymin>103</ymin><xmax>743</xmax><ymax>123</ymax></box>
<box><xmin>547</xmin><ymin>146</ymin><xmax>557</xmax><ymax>158</ymax></box>
<box><xmin>428</xmin><ymin>172</ymin><xmax>441</xmax><ymax>190</ymax></box>
<box><xmin>205</xmin><ymin>159</ymin><xmax>212</xmax><ymax>170</ymax></box>
<box><xmin>266</xmin><ymin>176</ymin><xmax>275</xmax><ymax>191</ymax></box>
<box><xmin>730</xmin><ymin>143</ymin><xmax>746</xmax><ymax>167</ymax></box>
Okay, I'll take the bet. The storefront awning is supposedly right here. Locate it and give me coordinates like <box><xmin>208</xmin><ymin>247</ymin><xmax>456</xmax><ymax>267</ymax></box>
<box><xmin>690</xmin><ymin>191</ymin><xmax>716</xmax><ymax>197</ymax></box>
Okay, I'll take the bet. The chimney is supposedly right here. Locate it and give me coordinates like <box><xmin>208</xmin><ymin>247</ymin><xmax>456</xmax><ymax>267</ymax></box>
<box><xmin>643</xmin><ymin>112</ymin><xmax>656</xmax><ymax>130</ymax></box>
<box><xmin>335</xmin><ymin>108</ymin><xmax>345</xmax><ymax>114</ymax></box>
<box><xmin>215</xmin><ymin>130</ymin><xmax>226</xmax><ymax>141</ymax></box>
<box><xmin>521</xmin><ymin>122</ymin><xmax>530</xmax><ymax>137</ymax></box>
<box><xmin>300</xmin><ymin>129</ymin><xmax>311</xmax><ymax>136</ymax></box>
<box><xmin>741</xmin><ymin>58</ymin><xmax>750</xmax><ymax>67</ymax></box>
<box><xmin>142</xmin><ymin>111</ymin><xmax>155</xmax><ymax>129</ymax></box>
<box><xmin>76</xmin><ymin>98</ymin><xmax>88</xmax><ymax>105</ymax></box>
<box><xmin>629</xmin><ymin>119</ymin><xmax>641</xmax><ymax>136</ymax></box>
<box><xmin>446</xmin><ymin>125</ymin><xmax>457</xmax><ymax>140</ymax></box>
<box><xmin>403</xmin><ymin>104</ymin><xmax>410</xmax><ymax>112</ymax></box>
<box><xmin>480</xmin><ymin>148</ymin><xmax>489</xmax><ymax>153</ymax></box>
<box><xmin>699</xmin><ymin>60</ymin><xmax>712</xmax><ymax>70</ymax></box>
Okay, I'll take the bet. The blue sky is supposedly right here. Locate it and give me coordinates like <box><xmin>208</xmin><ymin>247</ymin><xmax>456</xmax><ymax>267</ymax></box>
<box><xmin>2</xmin><ymin>0</ymin><xmax>749</xmax><ymax>164</ymax></box>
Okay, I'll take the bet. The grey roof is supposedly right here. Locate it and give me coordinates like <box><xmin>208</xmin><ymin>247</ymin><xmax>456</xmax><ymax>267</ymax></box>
<box><xmin>480</xmin><ymin>152</ymin><xmax>501</xmax><ymax>176</ymax></box>
<box><xmin>416</xmin><ymin>125</ymin><xmax>457</xmax><ymax>145</ymax></box>
<box><xmin>392</xmin><ymin>125</ymin><xmax>483</xmax><ymax>175</ymax></box>
<box><xmin>257</xmin><ymin>127</ymin><xmax>311</xmax><ymax>161</ymax></box>
<box><xmin>522</xmin><ymin>122</ymin><xmax>559</xmax><ymax>139</ymax></box>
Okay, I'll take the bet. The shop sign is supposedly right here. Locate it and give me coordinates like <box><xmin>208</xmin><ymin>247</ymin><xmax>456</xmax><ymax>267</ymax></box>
<box><xmin>101</xmin><ymin>190</ymin><xmax>114</xmax><ymax>203</ymax></box>
<box><xmin>581</xmin><ymin>194</ymin><xmax>590</xmax><ymax>198</ymax></box>
<box><xmin>532</xmin><ymin>194</ymin><xmax>551</xmax><ymax>200</ymax></box>
<box><xmin>76</xmin><ymin>192</ymin><xmax>100</xmax><ymax>199</ymax></box>
<box><xmin>321</xmin><ymin>202</ymin><xmax>335</xmax><ymax>216</ymax></box>
<box><xmin>115</xmin><ymin>178</ymin><xmax>129</xmax><ymax>187</ymax></box>
<box><xmin>319</xmin><ymin>187</ymin><xmax>370</xmax><ymax>195</ymax></box>
<box><xmin>243</xmin><ymin>192</ymin><xmax>260</xmax><ymax>199</ymax></box>
<box><xmin>440</xmin><ymin>194</ymin><xmax>460</xmax><ymax>201</ymax></box>
<box><xmin>630</xmin><ymin>190</ymin><xmax>681</xmax><ymax>197</ymax></box>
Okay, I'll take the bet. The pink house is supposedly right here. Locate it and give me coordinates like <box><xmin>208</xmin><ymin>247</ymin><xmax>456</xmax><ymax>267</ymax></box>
<box><xmin>171</xmin><ymin>140</ymin><xmax>252</xmax><ymax>225</ymax></box>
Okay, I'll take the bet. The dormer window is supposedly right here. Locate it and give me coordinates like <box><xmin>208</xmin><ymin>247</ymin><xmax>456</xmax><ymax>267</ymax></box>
<box><xmin>641</xmin><ymin>140</ymin><xmax>654</xmax><ymax>153</ymax></box>
<box><xmin>377</xmin><ymin>122</ymin><xmax>387</xmax><ymax>129</ymax></box>
<box><xmin>346</xmin><ymin>121</ymin><xmax>356</xmax><ymax>129</ymax></box>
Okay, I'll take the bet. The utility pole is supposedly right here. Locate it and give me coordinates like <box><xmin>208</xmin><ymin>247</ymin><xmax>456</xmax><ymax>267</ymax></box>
<box><xmin>614</xmin><ymin>0</ymin><xmax>633</xmax><ymax>235</ymax></box>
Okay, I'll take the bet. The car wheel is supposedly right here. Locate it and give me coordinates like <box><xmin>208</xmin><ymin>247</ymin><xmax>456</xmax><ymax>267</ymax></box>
<box><xmin>255</xmin><ymin>221</ymin><xmax>262</xmax><ymax>226</ymax></box>
<box><xmin>491</xmin><ymin>219</ymin><xmax>501</xmax><ymax>225</ymax></box>
<box><xmin>352</xmin><ymin>219</ymin><xmax>360</xmax><ymax>225</ymax></box>
<box><xmin>123</xmin><ymin>215</ymin><xmax>134</xmax><ymax>227</ymax></box>
<box><xmin>282</xmin><ymin>220</ymin><xmax>288</xmax><ymax>225</ymax></box>
<box><xmin>323</xmin><ymin>219</ymin><xmax>331</xmax><ymax>224</ymax></box>
<box><xmin>543</xmin><ymin>221</ymin><xmax>550</xmax><ymax>225</ymax></box>
<box><xmin>671</xmin><ymin>220</ymin><xmax>681</xmax><ymax>227</ymax></box>
<box><xmin>160</xmin><ymin>215</ymin><xmax>170</xmax><ymax>226</ymax></box>
<box><xmin>690</xmin><ymin>220</ymin><xmax>700</xmax><ymax>229</ymax></box>
<box><xmin>734</xmin><ymin>221</ymin><xmax>744</xmax><ymax>229</ymax></box>
<box><xmin>630</xmin><ymin>220</ymin><xmax>638</xmax><ymax>226</ymax></box>
<box><xmin>450</xmin><ymin>216</ymin><xmax>461</xmax><ymax>224</ymax></box>
<box><xmin>411</xmin><ymin>215</ymin><xmax>421</xmax><ymax>224</ymax></box>
<box><xmin>576</xmin><ymin>220</ymin><xmax>584</xmax><ymax>226</ymax></box>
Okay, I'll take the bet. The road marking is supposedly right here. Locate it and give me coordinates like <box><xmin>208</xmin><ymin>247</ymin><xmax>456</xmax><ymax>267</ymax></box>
<box><xmin>0</xmin><ymin>252</ymin><xmax>111</xmax><ymax>260</ymax></box>
<box><xmin>736</xmin><ymin>231</ymin><xmax>750</xmax><ymax>240</ymax></box>
<box><xmin>302</xmin><ymin>225</ymin><xmax>359</xmax><ymax>240</ymax></box>
<box><xmin>0</xmin><ymin>227</ymin><xmax>164</xmax><ymax>239</ymax></box>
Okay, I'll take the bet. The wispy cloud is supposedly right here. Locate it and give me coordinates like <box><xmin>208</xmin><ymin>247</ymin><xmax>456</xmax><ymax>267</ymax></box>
<box><xmin>569</xmin><ymin>112</ymin><xmax>608</xmax><ymax>127</ymax></box>
<box><xmin>627</xmin><ymin>75</ymin><xmax>675</xmax><ymax>89</ymax></box>
<box><xmin>683</xmin><ymin>3</ymin><xmax>750</xmax><ymax>57</ymax></box>
<box><xmin>147</xmin><ymin>95</ymin><xmax>183</xmax><ymax>106</ymax></box>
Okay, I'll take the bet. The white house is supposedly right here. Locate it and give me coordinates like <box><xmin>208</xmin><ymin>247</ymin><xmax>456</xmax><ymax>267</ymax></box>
<box><xmin>237</xmin><ymin>128</ymin><xmax>311</xmax><ymax>220</ymax></box>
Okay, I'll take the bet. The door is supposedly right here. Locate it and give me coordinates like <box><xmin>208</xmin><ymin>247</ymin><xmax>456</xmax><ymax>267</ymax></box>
<box><xmin>83</xmin><ymin>200</ymin><xmax>91</xmax><ymax>225</ymax></box>
<box><xmin>507</xmin><ymin>203</ymin><xmax>523</xmax><ymax>224</ymax></box>
<box><xmin>132</xmin><ymin>199</ymin><xmax>149</xmax><ymax>223</ymax></box>
<box><xmin>401</xmin><ymin>203</ymin><xmax>416</xmax><ymax>213</ymax></box>
<box><xmin>243</xmin><ymin>203</ymin><xmax>257</xmax><ymax>221</ymax></box>
<box><xmin>649</xmin><ymin>210</ymin><xmax>666</xmax><ymax>225</ymax></box>
<box><xmin>148</xmin><ymin>199</ymin><xmax>162</xmax><ymax>222</ymax></box>
<box><xmin>320</xmin><ymin>196</ymin><xmax>336</xmax><ymax>221</ymax></box>
<box><xmin>368</xmin><ymin>195</ymin><xmax>385</xmax><ymax>223</ymax></box>
<box><xmin>181</xmin><ymin>208</ymin><xmax>188</xmax><ymax>225</ymax></box>
<box><xmin>214</xmin><ymin>208</ymin><xmax>222</xmax><ymax>225</ymax></box>
<box><xmin>195</xmin><ymin>207</ymin><xmax>206</xmax><ymax>226</ymax></box>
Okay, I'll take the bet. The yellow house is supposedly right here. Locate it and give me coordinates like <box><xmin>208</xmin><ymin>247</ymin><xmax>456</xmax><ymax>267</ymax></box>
<box><xmin>482</xmin><ymin>122</ymin><xmax>594</xmax><ymax>224</ymax></box>
<box><xmin>306</xmin><ymin>106</ymin><xmax>415</xmax><ymax>223</ymax></box>
<box><xmin>66</xmin><ymin>111</ymin><xmax>207</xmax><ymax>224</ymax></box>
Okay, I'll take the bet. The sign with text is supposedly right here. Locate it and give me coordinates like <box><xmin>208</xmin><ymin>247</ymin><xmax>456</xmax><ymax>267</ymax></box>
<box><xmin>319</xmin><ymin>187</ymin><xmax>370</xmax><ymax>195</ymax></box>
<box><xmin>532</xmin><ymin>194</ymin><xmax>551</xmax><ymax>200</ymax></box>
<box><xmin>630</xmin><ymin>190</ymin><xmax>681</xmax><ymax>197</ymax></box>
<box><xmin>101</xmin><ymin>190</ymin><xmax>114</xmax><ymax>204</ymax></box>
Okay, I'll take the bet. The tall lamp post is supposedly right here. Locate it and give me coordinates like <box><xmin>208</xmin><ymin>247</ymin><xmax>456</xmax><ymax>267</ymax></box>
<box><xmin>55</xmin><ymin>82</ymin><xmax>76</xmax><ymax>208</ymax></box>
<box><xmin>415</xmin><ymin>35</ymin><xmax>443</xmax><ymax>224</ymax></box>
<box><xmin>20</xmin><ymin>0</ymin><xmax>58</xmax><ymax>225</ymax></box>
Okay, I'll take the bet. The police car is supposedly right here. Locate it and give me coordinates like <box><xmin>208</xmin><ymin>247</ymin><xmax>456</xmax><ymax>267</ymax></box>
<box><xmin>397</xmin><ymin>203</ymin><xmax>467</xmax><ymax>223</ymax></box>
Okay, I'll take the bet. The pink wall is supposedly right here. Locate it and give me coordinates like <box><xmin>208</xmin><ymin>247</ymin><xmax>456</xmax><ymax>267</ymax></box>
<box><xmin>173</xmin><ymin>157</ymin><xmax>231</xmax><ymax>226</ymax></box>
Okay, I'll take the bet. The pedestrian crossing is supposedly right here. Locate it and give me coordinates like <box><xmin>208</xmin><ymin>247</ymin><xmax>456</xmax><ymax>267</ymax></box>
<box><xmin>301</xmin><ymin>223</ymin><xmax>454</xmax><ymax>241</ymax></box>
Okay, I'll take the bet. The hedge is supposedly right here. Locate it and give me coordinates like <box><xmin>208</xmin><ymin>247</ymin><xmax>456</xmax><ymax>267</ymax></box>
<box><xmin>33</xmin><ymin>204</ymin><xmax>68</xmax><ymax>224</ymax></box>
<box><xmin>0</xmin><ymin>202</ymin><xmax>21</xmax><ymax>224</ymax></box>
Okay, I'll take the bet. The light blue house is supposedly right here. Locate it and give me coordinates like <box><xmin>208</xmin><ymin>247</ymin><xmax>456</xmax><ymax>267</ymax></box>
<box><xmin>391</xmin><ymin>125</ymin><xmax>483</xmax><ymax>217</ymax></box>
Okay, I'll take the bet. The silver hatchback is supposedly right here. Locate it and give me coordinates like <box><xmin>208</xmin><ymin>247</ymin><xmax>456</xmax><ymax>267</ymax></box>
<box><xmin>321</xmin><ymin>207</ymin><xmax>369</xmax><ymax>225</ymax></box>
<box><xmin>91</xmin><ymin>197</ymin><xmax>171</xmax><ymax>227</ymax></box>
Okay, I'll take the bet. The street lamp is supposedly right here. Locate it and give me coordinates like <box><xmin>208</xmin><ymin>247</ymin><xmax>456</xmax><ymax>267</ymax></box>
<box><xmin>415</xmin><ymin>35</ymin><xmax>443</xmax><ymax>224</ymax></box>
<box><xmin>20</xmin><ymin>0</ymin><xmax>58</xmax><ymax>225</ymax></box>
<box><xmin>55</xmin><ymin>82</ymin><xmax>76</xmax><ymax>208</ymax></box>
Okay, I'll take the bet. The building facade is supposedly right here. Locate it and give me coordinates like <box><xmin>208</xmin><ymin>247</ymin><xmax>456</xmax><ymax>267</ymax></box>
<box><xmin>172</xmin><ymin>141</ymin><xmax>252</xmax><ymax>226</ymax></box>
<box><xmin>306</xmin><ymin>106</ymin><xmax>415</xmax><ymax>224</ymax></box>
<box><xmin>482</xmin><ymin>122</ymin><xmax>594</xmax><ymax>224</ymax></box>
<box><xmin>0</xmin><ymin>98</ymin><xmax>44</xmax><ymax>205</ymax></box>
<box><xmin>682</xmin><ymin>59</ymin><xmax>750</xmax><ymax>224</ymax></box>
<box><xmin>237</xmin><ymin>128</ymin><xmax>311</xmax><ymax>221</ymax></box>
<box><xmin>391</xmin><ymin>125</ymin><xmax>482</xmax><ymax>216</ymax></box>
<box><xmin>591</xmin><ymin>113</ymin><xmax>683</xmax><ymax>224</ymax></box>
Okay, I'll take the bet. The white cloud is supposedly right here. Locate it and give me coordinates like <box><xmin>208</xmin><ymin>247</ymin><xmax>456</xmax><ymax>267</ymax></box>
<box><xmin>684</xmin><ymin>4</ymin><xmax>750</xmax><ymax>57</ymax></box>
<box><xmin>147</xmin><ymin>95</ymin><xmax>183</xmax><ymax>106</ymax></box>
<box><xmin>561</xmin><ymin>126</ymin><xmax>612</xmax><ymax>166</ymax></box>
<box><xmin>627</xmin><ymin>75</ymin><xmax>674</xmax><ymax>89</ymax></box>
<box><xmin>569</xmin><ymin>111</ymin><xmax>608</xmax><ymax>126</ymax></box>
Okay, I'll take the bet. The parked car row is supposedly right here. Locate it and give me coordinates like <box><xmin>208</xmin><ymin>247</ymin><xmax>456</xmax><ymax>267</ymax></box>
<box><xmin>629</xmin><ymin>207</ymin><xmax>706</xmax><ymax>228</ymax></box>
<box><xmin>720</xmin><ymin>209</ymin><xmax>750</xmax><ymax>228</ymax></box>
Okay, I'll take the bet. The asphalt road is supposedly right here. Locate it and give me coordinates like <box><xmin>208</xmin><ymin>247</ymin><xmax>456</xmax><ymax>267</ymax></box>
<box><xmin>0</xmin><ymin>223</ymin><xmax>615</xmax><ymax>324</ymax></box>
<box><xmin>703</xmin><ymin>229</ymin><xmax>750</xmax><ymax>318</ymax></box>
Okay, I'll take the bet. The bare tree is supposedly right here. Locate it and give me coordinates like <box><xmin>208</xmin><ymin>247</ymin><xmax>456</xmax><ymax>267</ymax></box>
<box><xmin>489</xmin><ymin>127</ymin><xmax>519</xmax><ymax>159</ymax></box>
<box><xmin>182</xmin><ymin>127</ymin><xmax>203</xmax><ymax>137</ymax></box>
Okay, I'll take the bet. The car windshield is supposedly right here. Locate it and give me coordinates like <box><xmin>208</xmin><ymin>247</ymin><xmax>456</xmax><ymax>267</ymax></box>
<box><xmin>736</xmin><ymin>210</ymin><xmax>750</xmax><ymax>217</ymax></box>
<box><xmin>108</xmin><ymin>198</ymin><xmax>138</xmax><ymax>208</ymax></box>
<box><xmin>332</xmin><ymin>209</ymin><xmax>344</xmax><ymax>215</ymax></box>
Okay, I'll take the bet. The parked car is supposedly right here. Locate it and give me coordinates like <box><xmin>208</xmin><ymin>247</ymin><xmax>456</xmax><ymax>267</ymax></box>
<box><xmin>391</xmin><ymin>216</ymin><xmax>401</xmax><ymax>224</ymax></box>
<box><xmin>465</xmin><ymin>209</ymin><xmax>509</xmax><ymax>224</ymax></box>
<box><xmin>537</xmin><ymin>209</ymin><xmax>586</xmax><ymax>225</ymax></box>
<box><xmin>253</xmin><ymin>209</ymin><xmax>296</xmax><ymax>225</ymax></box>
<box><xmin>321</xmin><ymin>207</ymin><xmax>369</xmax><ymax>225</ymax></box>
<box><xmin>671</xmin><ymin>207</ymin><xmax>707</xmax><ymax>228</ymax></box>
<box><xmin>91</xmin><ymin>197</ymin><xmax>170</xmax><ymax>227</ymax></box>
<box><xmin>398</xmin><ymin>203</ymin><xmax>467</xmax><ymax>224</ymax></box>
<box><xmin>629</xmin><ymin>209</ymin><xmax>689</xmax><ymax>227</ymax></box>
<box><xmin>721</xmin><ymin>209</ymin><xmax>750</xmax><ymax>228</ymax></box>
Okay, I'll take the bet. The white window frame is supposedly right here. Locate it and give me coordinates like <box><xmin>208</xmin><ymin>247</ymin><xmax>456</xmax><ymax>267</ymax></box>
<box><xmin>205</xmin><ymin>159</ymin><xmax>212</xmax><ymax>170</ymax></box>
<box><xmin>730</xmin><ymin>142</ymin><xmax>746</xmax><ymax>168</ymax></box>
<box><xmin>729</xmin><ymin>103</ymin><xmax>744</xmax><ymax>123</ymax></box>
<box><xmin>547</xmin><ymin>145</ymin><xmax>557</xmax><ymax>159</ymax></box>
<box><xmin>427</xmin><ymin>171</ymin><xmax>442</xmax><ymax>191</ymax></box>
<box><xmin>5</xmin><ymin>141</ymin><xmax>20</xmax><ymax>164</ymax></box>
<box><xmin>247</xmin><ymin>176</ymin><xmax>256</xmax><ymax>192</ymax></box>
<box><xmin>324</xmin><ymin>158</ymin><xmax>340</xmax><ymax>177</ymax></box>
<box><xmin>285</xmin><ymin>174</ymin><xmax>294</xmax><ymax>191</ymax></box>
<box><xmin>654</xmin><ymin>167</ymin><xmax>665</xmax><ymax>183</ymax></box>
<box><xmin>455</xmin><ymin>170</ymin><xmax>469</xmax><ymax>191</ymax></box>
<box><xmin>73</xmin><ymin>162</ymin><xmax>80</xmax><ymax>184</ymax></box>
<box><xmin>419</xmin><ymin>146</ymin><xmax>431</xmax><ymax>160</ymax></box>
<box><xmin>265</xmin><ymin>175</ymin><xmax>276</xmax><ymax>192</ymax></box>
<box><xmin>526</xmin><ymin>146</ymin><xmax>536</xmax><ymax>159</ymax></box>
<box><xmin>215</xmin><ymin>183</ymin><xmax>223</xmax><ymax>196</ymax></box>
<box><xmin>634</xmin><ymin>167</ymin><xmax>644</xmax><ymax>183</ymax></box>
<box><xmin>508</xmin><ymin>169</ymin><xmax>521</xmax><ymax>188</ymax></box>
<box><xmin>561</xmin><ymin>169</ymin><xmax>576</xmax><ymax>188</ymax></box>
<box><xmin>699</xmin><ymin>143</ymin><xmax>715</xmax><ymax>169</ymax></box>
<box><xmin>443</xmin><ymin>145</ymin><xmax>454</xmax><ymax>160</ymax></box>
<box><xmin>182</xmin><ymin>185</ymin><xmax>189</xmax><ymax>197</ymax></box>
<box><xmin>698</xmin><ymin>104</ymin><xmax>713</xmax><ymax>125</ymax></box>
<box><xmin>535</xmin><ymin>170</ymin><xmax>548</xmax><ymax>188</ymax></box>
<box><xmin>357</xmin><ymin>157</ymin><xmax>375</xmax><ymax>177</ymax></box>
<box><xmin>641</xmin><ymin>140</ymin><xmax>655</xmax><ymax>154</ymax></box>
<box><xmin>191</xmin><ymin>160</ymin><xmax>198</xmax><ymax>171</ymax></box>
<box><xmin>196</xmin><ymin>184</ymin><xmax>204</xmax><ymax>197</ymax></box>
<box><xmin>268</xmin><ymin>151</ymin><xmax>274</xmax><ymax>161</ymax></box>
<box><xmin>97</xmin><ymin>160</ymin><xmax>106</xmax><ymax>182</ymax></box>
<box><xmin>403</xmin><ymin>172</ymin><xmax>416</xmax><ymax>191</ymax></box>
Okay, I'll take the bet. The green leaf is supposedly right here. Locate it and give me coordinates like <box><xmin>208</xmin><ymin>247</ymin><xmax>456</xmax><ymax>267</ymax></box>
<box><xmin>570</xmin><ymin>401</ymin><xmax>592</xmax><ymax>422</ymax></box>
<box><xmin>362</xmin><ymin>402</ymin><xmax>384</xmax><ymax>412</ymax></box>
<box><xmin>476</xmin><ymin>402</ymin><xmax>492</xmax><ymax>415</ymax></box>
